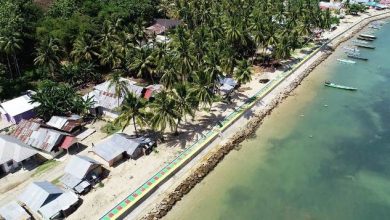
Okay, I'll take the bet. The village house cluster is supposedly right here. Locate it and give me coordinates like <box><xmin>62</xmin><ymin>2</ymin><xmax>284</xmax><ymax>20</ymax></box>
<box><xmin>0</xmin><ymin>18</ymin><xmax>185</xmax><ymax>220</ymax></box>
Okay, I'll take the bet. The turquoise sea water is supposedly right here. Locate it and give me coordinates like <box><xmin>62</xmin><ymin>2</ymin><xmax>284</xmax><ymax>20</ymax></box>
<box><xmin>165</xmin><ymin>22</ymin><xmax>390</xmax><ymax>220</ymax></box>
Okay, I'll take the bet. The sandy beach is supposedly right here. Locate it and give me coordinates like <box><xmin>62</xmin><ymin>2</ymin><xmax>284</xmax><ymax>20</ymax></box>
<box><xmin>0</xmin><ymin>9</ymin><xmax>389</xmax><ymax>220</ymax></box>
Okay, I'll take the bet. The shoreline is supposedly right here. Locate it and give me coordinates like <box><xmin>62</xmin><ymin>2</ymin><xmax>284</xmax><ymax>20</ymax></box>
<box><xmin>97</xmin><ymin>11</ymin><xmax>390</xmax><ymax>220</ymax></box>
<box><xmin>139</xmin><ymin>12</ymin><xmax>390</xmax><ymax>220</ymax></box>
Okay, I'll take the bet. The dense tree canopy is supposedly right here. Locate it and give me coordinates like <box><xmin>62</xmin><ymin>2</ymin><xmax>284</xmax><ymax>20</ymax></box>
<box><xmin>0</xmin><ymin>0</ymin><xmax>343</xmax><ymax>133</ymax></box>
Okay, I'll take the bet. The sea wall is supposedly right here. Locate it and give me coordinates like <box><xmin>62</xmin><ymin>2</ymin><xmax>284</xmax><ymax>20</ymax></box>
<box><xmin>142</xmin><ymin>12</ymin><xmax>390</xmax><ymax>220</ymax></box>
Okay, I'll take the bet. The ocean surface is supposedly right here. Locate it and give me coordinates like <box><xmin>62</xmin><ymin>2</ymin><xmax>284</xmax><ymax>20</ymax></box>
<box><xmin>165</xmin><ymin>21</ymin><xmax>390</xmax><ymax>220</ymax></box>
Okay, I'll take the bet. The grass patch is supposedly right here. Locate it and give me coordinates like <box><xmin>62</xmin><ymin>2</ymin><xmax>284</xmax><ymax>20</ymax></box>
<box><xmin>32</xmin><ymin>160</ymin><xmax>59</xmax><ymax>177</ymax></box>
<box><xmin>101</xmin><ymin>121</ymin><xmax>122</xmax><ymax>135</ymax></box>
<box><xmin>51</xmin><ymin>175</ymin><xmax>62</xmax><ymax>185</ymax></box>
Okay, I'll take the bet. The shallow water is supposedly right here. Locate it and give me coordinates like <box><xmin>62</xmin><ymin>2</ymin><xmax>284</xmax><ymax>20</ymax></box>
<box><xmin>165</xmin><ymin>21</ymin><xmax>390</xmax><ymax>220</ymax></box>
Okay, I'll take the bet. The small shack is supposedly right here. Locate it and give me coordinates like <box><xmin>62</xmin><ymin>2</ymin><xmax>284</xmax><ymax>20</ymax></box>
<box><xmin>60</xmin><ymin>155</ymin><xmax>103</xmax><ymax>194</ymax></box>
<box><xmin>0</xmin><ymin>91</ymin><xmax>40</xmax><ymax>124</ymax></box>
<box><xmin>18</xmin><ymin>181</ymin><xmax>79</xmax><ymax>220</ymax></box>
<box><xmin>0</xmin><ymin>134</ymin><xmax>38</xmax><ymax>174</ymax></box>
<box><xmin>0</xmin><ymin>201</ymin><xmax>31</xmax><ymax>220</ymax></box>
<box><xmin>93</xmin><ymin>133</ymin><xmax>154</xmax><ymax>166</ymax></box>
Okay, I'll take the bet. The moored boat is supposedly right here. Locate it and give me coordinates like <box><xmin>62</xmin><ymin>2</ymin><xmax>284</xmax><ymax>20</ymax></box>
<box><xmin>337</xmin><ymin>59</ymin><xmax>356</xmax><ymax>64</ymax></box>
<box><xmin>359</xmin><ymin>33</ymin><xmax>377</xmax><ymax>39</ymax></box>
<box><xmin>324</xmin><ymin>82</ymin><xmax>358</xmax><ymax>91</ymax></box>
<box><xmin>355</xmin><ymin>44</ymin><xmax>375</xmax><ymax>49</ymax></box>
<box><xmin>343</xmin><ymin>46</ymin><xmax>360</xmax><ymax>53</ymax></box>
<box><xmin>347</xmin><ymin>54</ymin><xmax>368</xmax><ymax>61</ymax></box>
<box><xmin>352</xmin><ymin>40</ymin><xmax>368</xmax><ymax>44</ymax></box>
<box><xmin>357</xmin><ymin>36</ymin><xmax>374</xmax><ymax>41</ymax></box>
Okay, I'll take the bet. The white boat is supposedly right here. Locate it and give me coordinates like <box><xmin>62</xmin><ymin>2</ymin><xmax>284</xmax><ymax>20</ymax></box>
<box><xmin>343</xmin><ymin>46</ymin><xmax>360</xmax><ymax>53</ymax></box>
<box><xmin>352</xmin><ymin>40</ymin><xmax>368</xmax><ymax>44</ymax></box>
<box><xmin>337</xmin><ymin>59</ymin><xmax>356</xmax><ymax>64</ymax></box>
<box><xmin>359</xmin><ymin>33</ymin><xmax>376</xmax><ymax>39</ymax></box>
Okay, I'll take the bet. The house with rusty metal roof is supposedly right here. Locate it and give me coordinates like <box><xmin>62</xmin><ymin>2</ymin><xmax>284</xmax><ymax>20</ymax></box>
<box><xmin>83</xmin><ymin>78</ymin><xmax>144</xmax><ymax>118</ymax></box>
<box><xmin>46</xmin><ymin>115</ymin><xmax>83</xmax><ymax>134</ymax></box>
<box><xmin>146</xmin><ymin>19</ymin><xmax>182</xmax><ymax>35</ymax></box>
<box><xmin>11</xmin><ymin>120</ymin><xmax>76</xmax><ymax>157</ymax></box>
<box><xmin>0</xmin><ymin>134</ymin><xmax>38</xmax><ymax>175</ymax></box>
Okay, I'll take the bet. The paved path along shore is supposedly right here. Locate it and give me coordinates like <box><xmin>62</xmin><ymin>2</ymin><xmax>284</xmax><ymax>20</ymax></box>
<box><xmin>100</xmin><ymin>10</ymin><xmax>390</xmax><ymax>220</ymax></box>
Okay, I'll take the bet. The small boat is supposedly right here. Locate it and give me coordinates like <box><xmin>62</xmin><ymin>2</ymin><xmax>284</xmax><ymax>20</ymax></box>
<box><xmin>359</xmin><ymin>33</ymin><xmax>377</xmax><ymax>39</ymax></box>
<box><xmin>355</xmin><ymin>44</ymin><xmax>375</xmax><ymax>49</ymax></box>
<box><xmin>347</xmin><ymin>54</ymin><xmax>368</xmax><ymax>61</ymax></box>
<box><xmin>357</xmin><ymin>36</ymin><xmax>374</xmax><ymax>41</ymax></box>
<box><xmin>352</xmin><ymin>40</ymin><xmax>368</xmax><ymax>44</ymax></box>
<box><xmin>324</xmin><ymin>82</ymin><xmax>357</xmax><ymax>91</ymax></box>
<box><xmin>369</xmin><ymin>25</ymin><xmax>381</xmax><ymax>30</ymax></box>
<box><xmin>337</xmin><ymin>59</ymin><xmax>356</xmax><ymax>64</ymax></box>
<box><xmin>343</xmin><ymin>46</ymin><xmax>360</xmax><ymax>53</ymax></box>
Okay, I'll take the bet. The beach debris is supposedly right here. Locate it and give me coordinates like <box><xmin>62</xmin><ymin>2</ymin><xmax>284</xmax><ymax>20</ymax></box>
<box><xmin>300</xmin><ymin>114</ymin><xmax>305</xmax><ymax>117</ymax></box>
<box><xmin>324</xmin><ymin>104</ymin><xmax>328</xmax><ymax>107</ymax></box>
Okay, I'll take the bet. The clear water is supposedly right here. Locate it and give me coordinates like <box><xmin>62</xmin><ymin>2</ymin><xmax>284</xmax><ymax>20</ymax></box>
<box><xmin>165</xmin><ymin>22</ymin><xmax>390</xmax><ymax>220</ymax></box>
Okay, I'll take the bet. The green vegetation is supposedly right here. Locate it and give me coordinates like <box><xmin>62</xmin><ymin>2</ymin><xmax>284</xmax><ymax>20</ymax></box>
<box><xmin>30</xmin><ymin>80</ymin><xmax>93</xmax><ymax>121</ymax></box>
<box><xmin>32</xmin><ymin>159</ymin><xmax>59</xmax><ymax>177</ymax></box>
<box><xmin>0</xmin><ymin>0</ymin><xmax>339</xmax><ymax>133</ymax></box>
<box><xmin>344</xmin><ymin>1</ymin><xmax>367</xmax><ymax>15</ymax></box>
<box><xmin>51</xmin><ymin>175</ymin><xmax>63</xmax><ymax>185</ymax></box>
<box><xmin>101</xmin><ymin>121</ymin><xmax>122</xmax><ymax>135</ymax></box>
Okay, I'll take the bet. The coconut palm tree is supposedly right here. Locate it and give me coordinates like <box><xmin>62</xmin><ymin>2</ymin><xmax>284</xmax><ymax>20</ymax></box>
<box><xmin>115</xmin><ymin>92</ymin><xmax>148</xmax><ymax>136</ymax></box>
<box><xmin>0</xmin><ymin>32</ymin><xmax>23</xmax><ymax>77</ymax></box>
<box><xmin>34</xmin><ymin>38</ymin><xmax>62</xmax><ymax>78</ymax></box>
<box><xmin>108</xmin><ymin>71</ymin><xmax>129</xmax><ymax>106</ymax></box>
<box><xmin>189</xmin><ymin>69</ymin><xmax>215</xmax><ymax>108</ymax></box>
<box><xmin>172</xmin><ymin>84</ymin><xmax>197</xmax><ymax>134</ymax></box>
<box><xmin>128</xmin><ymin>47</ymin><xmax>156</xmax><ymax>83</ymax></box>
<box><xmin>71</xmin><ymin>34</ymin><xmax>99</xmax><ymax>63</ymax></box>
<box><xmin>148</xmin><ymin>91</ymin><xmax>180</xmax><ymax>133</ymax></box>
<box><xmin>234</xmin><ymin>60</ymin><xmax>252</xmax><ymax>85</ymax></box>
<box><xmin>159</xmin><ymin>55</ymin><xmax>179</xmax><ymax>89</ymax></box>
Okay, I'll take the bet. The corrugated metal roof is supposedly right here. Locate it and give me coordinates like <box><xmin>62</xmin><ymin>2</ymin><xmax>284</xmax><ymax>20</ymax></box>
<box><xmin>12</xmin><ymin>120</ymin><xmax>65</xmax><ymax>153</ymax></box>
<box><xmin>60</xmin><ymin>173</ymin><xmax>82</xmax><ymax>189</ymax></box>
<box><xmin>46</xmin><ymin>115</ymin><xmax>82</xmax><ymax>133</ymax></box>
<box><xmin>0</xmin><ymin>91</ymin><xmax>40</xmax><ymax>117</ymax></box>
<box><xmin>18</xmin><ymin>181</ymin><xmax>63</xmax><ymax>213</ymax></box>
<box><xmin>38</xmin><ymin>191</ymin><xmax>79</xmax><ymax>220</ymax></box>
<box><xmin>85</xmin><ymin>78</ymin><xmax>144</xmax><ymax>111</ymax></box>
<box><xmin>0</xmin><ymin>201</ymin><xmax>31</xmax><ymax>220</ymax></box>
<box><xmin>64</xmin><ymin>155</ymin><xmax>99</xmax><ymax>179</ymax></box>
<box><xmin>0</xmin><ymin>134</ymin><xmax>38</xmax><ymax>164</ymax></box>
<box><xmin>93</xmin><ymin>133</ymin><xmax>143</xmax><ymax>162</ymax></box>
<box><xmin>146</xmin><ymin>19</ymin><xmax>181</xmax><ymax>35</ymax></box>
